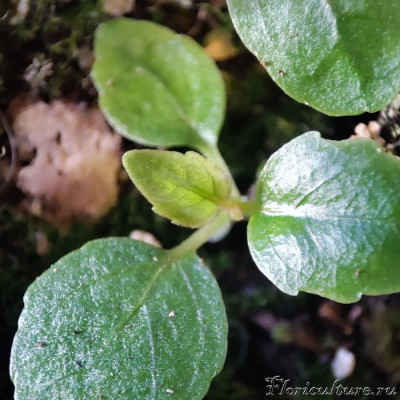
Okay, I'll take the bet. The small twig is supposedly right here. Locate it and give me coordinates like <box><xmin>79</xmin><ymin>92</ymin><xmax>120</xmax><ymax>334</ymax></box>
<box><xmin>0</xmin><ymin>110</ymin><xmax>18</xmax><ymax>193</ymax></box>
<box><xmin>186</xmin><ymin>5</ymin><xmax>208</xmax><ymax>37</ymax></box>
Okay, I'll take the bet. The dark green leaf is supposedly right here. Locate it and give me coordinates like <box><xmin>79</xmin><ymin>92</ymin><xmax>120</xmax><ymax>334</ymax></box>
<box><xmin>92</xmin><ymin>19</ymin><xmax>225</xmax><ymax>151</ymax></box>
<box><xmin>123</xmin><ymin>150</ymin><xmax>231</xmax><ymax>228</ymax></box>
<box><xmin>248</xmin><ymin>132</ymin><xmax>400</xmax><ymax>303</ymax></box>
<box><xmin>11</xmin><ymin>238</ymin><xmax>227</xmax><ymax>399</ymax></box>
<box><xmin>227</xmin><ymin>1</ymin><xmax>400</xmax><ymax>115</ymax></box>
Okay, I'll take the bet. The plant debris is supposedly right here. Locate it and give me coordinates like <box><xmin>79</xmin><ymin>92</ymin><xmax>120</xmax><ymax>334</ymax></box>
<box><xmin>10</xmin><ymin>98</ymin><xmax>122</xmax><ymax>227</ymax></box>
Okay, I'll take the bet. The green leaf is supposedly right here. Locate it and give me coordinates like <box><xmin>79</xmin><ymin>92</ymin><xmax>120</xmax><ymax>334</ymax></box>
<box><xmin>92</xmin><ymin>19</ymin><xmax>225</xmax><ymax>151</ymax></box>
<box><xmin>248</xmin><ymin>132</ymin><xmax>400</xmax><ymax>303</ymax></box>
<box><xmin>227</xmin><ymin>1</ymin><xmax>400</xmax><ymax>116</ymax></box>
<box><xmin>123</xmin><ymin>150</ymin><xmax>232</xmax><ymax>228</ymax></box>
<box><xmin>10</xmin><ymin>238</ymin><xmax>227</xmax><ymax>399</ymax></box>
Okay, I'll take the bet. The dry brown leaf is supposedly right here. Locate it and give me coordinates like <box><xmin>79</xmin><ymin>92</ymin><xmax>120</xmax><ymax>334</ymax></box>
<box><xmin>11</xmin><ymin>99</ymin><xmax>122</xmax><ymax>227</ymax></box>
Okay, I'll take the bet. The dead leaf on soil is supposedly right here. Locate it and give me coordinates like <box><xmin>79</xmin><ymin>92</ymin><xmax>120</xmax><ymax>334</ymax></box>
<box><xmin>10</xmin><ymin>99</ymin><xmax>122</xmax><ymax>227</ymax></box>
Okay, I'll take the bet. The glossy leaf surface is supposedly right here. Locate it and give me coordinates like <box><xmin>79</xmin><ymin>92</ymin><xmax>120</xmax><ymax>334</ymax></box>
<box><xmin>227</xmin><ymin>1</ymin><xmax>400</xmax><ymax>116</ymax></box>
<box><xmin>123</xmin><ymin>150</ymin><xmax>231</xmax><ymax>228</ymax></box>
<box><xmin>248</xmin><ymin>132</ymin><xmax>400</xmax><ymax>303</ymax></box>
<box><xmin>92</xmin><ymin>19</ymin><xmax>225</xmax><ymax>150</ymax></box>
<box><xmin>11</xmin><ymin>238</ymin><xmax>227</xmax><ymax>399</ymax></box>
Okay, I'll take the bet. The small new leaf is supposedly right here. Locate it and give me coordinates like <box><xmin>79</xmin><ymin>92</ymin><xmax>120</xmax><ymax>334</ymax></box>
<box><xmin>227</xmin><ymin>1</ymin><xmax>400</xmax><ymax>116</ymax></box>
<box><xmin>92</xmin><ymin>19</ymin><xmax>225</xmax><ymax>151</ymax></box>
<box><xmin>248</xmin><ymin>132</ymin><xmax>400</xmax><ymax>303</ymax></box>
<box><xmin>10</xmin><ymin>238</ymin><xmax>228</xmax><ymax>399</ymax></box>
<box><xmin>123</xmin><ymin>150</ymin><xmax>232</xmax><ymax>228</ymax></box>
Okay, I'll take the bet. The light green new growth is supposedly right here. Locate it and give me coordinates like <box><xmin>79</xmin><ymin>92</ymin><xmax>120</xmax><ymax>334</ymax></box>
<box><xmin>122</xmin><ymin>150</ymin><xmax>232</xmax><ymax>228</ymax></box>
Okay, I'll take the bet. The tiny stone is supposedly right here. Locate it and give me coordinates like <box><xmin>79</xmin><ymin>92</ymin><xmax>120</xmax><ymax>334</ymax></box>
<box><xmin>355</xmin><ymin>269</ymin><xmax>360</xmax><ymax>276</ymax></box>
<box><xmin>279</xmin><ymin>70</ymin><xmax>285</xmax><ymax>77</ymax></box>
<box><xmin>331</xmin><ymin>347</ymin><xmax>356</xmax><ymax>379</ymax></box>
<box><xmin>124</xmin><ymin>324</ymin><xmax>131</xmax><ymax>329</ymax></box>
<box><xmin>153</xmin><ymin>256</ymin><xmax>158</xmax><ymax>261</ymax></box>
<box><xmin>53</xmin><ymin>268</ymin><xmax>59</xmax><ymax>273</ymax></box>
<box><xmin>166</xmin><ymin>389</ymin><xmax>174</xmax><ymax>394</ymax></box>
<box><xmin>129</xmin><ymin>230</ymin><xmax>162</xmax><ymax>248</ymax></box>
<box><xmin>168</xmin><ymin>311</ymin><xmax>175</xmax><ymax>318</ymax></box>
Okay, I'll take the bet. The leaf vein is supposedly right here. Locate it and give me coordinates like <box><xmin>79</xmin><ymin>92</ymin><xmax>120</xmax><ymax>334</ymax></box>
<box><xmin>142</xmin><ymin>304</ymin><xmax>157</xmax><ymax>399</ymax></box>
<box><xmin>131</xmin><ymin>55</ymin><xmax>199</xmax><ymax>138</ymax></box>
<box><xmin>179</xmin><ymin>267</ymin><xmax>205</xmax><ymax>387</ymax></box>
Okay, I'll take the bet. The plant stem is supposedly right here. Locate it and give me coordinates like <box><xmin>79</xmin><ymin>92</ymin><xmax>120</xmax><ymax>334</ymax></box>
<box><xmin>237</xmin><ymin>199</ymin><xmax>260</xmax><ymax>217</ymax></box>
<box><xmin>221</xmin><ymin>199</ymin><xmax>260</xmax><ymax>218</ymax></box>
<box><xmin>168</xmin><ymin>211</ymin><xmax>230</xmax><ymax>260</ymax></box>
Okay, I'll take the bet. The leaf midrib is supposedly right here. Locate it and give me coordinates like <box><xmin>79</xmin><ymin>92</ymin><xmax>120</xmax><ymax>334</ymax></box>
<box><xmin>125</xmin><ymin>48</ymin><xmax>204</xmax><ymax>144</ymax></box>
<box><xmin>150</xmin><ymin>174</ymin><xmax>223</xmax><ymax>206</ymax></box>
<box><xmin>29</xmin><ymin>255</ymin><xmax>172</xmax><ymax>329</ymax></box>
<box><xmin>118</xmin><ymin>257</ymin><xmax>172</xmax><ymax>329</ymax></box>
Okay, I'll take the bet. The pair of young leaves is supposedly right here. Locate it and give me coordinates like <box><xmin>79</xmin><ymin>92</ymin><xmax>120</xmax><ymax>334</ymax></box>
<box><xmin>123</xmin><ymin>133</ymin><xmax>400</xmax><ymax>305</ymax></box>
<box><xmin>94</xmin><ymin>18</ymin><xmax>400</xmax><ymax>304</ymax></box>
<box><xmin>11</xmin><ymin>6</ymin><xmax>400</xmax><ymax>400</ymax></box>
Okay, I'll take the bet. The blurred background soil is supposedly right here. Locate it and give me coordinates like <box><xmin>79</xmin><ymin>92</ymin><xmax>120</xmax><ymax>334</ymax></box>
<box><xmin>1</xmin><ymin>1</ymin><xmax>400</xmax><ymax>399</ymax></box>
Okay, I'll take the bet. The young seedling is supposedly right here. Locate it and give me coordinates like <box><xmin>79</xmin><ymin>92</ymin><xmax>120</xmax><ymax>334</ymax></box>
<box><xmin>10</xmin><ymin>3</ymin><xmax>400</xmax><ymax>398</ymax></box>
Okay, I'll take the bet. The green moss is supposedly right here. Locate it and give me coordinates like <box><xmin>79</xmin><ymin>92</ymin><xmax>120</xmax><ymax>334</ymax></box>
<box><xmin>1</xmin><ymin>0</ymin><xmax>106</xmax><ymax>102</ymax></box>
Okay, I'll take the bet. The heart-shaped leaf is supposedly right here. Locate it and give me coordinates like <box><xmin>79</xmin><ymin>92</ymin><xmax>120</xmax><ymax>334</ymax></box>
<box><xmin>10</xmin><ymin>238</ymin><xmax>227</xmax><ymax>399</ymax></box>
<box><xmin>227</xmin><ymin>1</ymin><xmax>400</xmax><ymax>116</ymax></box>
<box><xmin>92</xmin><ymin>19</ymin><xmax>225</xmax><ymax>151</ymax></box>
<box><xmin>123</xmin><ymin>150</ymin><xmax>231</xmax><ymax>228</ymax></box>
<box><xmin>248</xmin><ymin>132</ymin><xmax>400</xmax><ymax>303</ymax></box>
